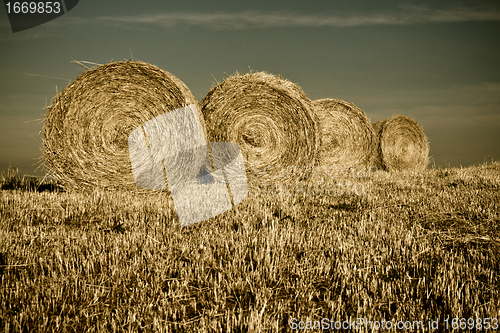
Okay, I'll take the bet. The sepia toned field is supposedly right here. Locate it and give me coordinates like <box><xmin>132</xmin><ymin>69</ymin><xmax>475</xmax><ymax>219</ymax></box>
<box><xmin>1</xmin><ymin>161</ymin><xmax>499</xmax><ymax>332</ymax></box>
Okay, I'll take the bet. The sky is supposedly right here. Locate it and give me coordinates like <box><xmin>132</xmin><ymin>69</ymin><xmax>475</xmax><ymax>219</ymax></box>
<box><xmin>1</xmin><ymin>0</ymin><xmax>499</xmax><ymax>177</ymax></box>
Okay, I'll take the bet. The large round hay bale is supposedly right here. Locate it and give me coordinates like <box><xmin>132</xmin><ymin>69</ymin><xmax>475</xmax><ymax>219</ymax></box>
<box><xmin>43</xmin><ymin>60</ymin><xmax>206</xmax><ymax>191</ymax></box>
<box><xmin>199</xmin><ymin>71</ymin><xmax>318</xmax><ymax>186</ymax></box>
<box><xmin>372</xmin><ymin>115</ymin><xmax>429</xmax><ymax>172</ymax></box>
<box><xmin>312</xmin><ymin>98</ymin><xmax>376</xmax><ymax>175</ymax></box>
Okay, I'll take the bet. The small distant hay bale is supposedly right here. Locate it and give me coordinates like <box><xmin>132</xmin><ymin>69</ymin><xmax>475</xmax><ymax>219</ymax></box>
<box><xmin>200</xmin><ymin>71</ymin><xmax>318</xmax><ymax>185</ymax></box>
<box><xmin>43</xmin><ymin>60</ymin><xmax>205</xmax><ymax>191</ymax></box>
<box><xmin>373</xmin><ymin>115</ymin><xmax>429</xmax><ymax>172</ymax></box>
<box><xmin>312</xmin><ymin>98</ymin><xmax>376</xmax><ymax>175</ymax></box>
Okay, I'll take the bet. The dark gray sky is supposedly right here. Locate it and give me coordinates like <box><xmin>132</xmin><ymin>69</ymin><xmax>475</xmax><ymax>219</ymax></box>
<box><xmin>1</xmin><ymin>0</ymin><xmax>499</xmax><ymax>176</ymax></box>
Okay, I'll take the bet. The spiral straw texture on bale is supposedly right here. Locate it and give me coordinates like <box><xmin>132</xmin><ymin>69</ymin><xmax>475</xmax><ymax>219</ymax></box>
<box><xmin>200</xmin><ymin>72</ymin><xmax>318</xmax><ymax>185</ymax></box>
<box><xmin>313</xmin><ymin>98</ymin><xmax>376</xmax><ymax>174</ymax></box>
<box><xmin>373</xmin><ymin>115</ymin><xmax>429</xmax><ymax>172</ymax></box>
<box><xmin>43</xmin><ymin>60</ymin><xmax>206</xmax><ymax>191</ymax></box>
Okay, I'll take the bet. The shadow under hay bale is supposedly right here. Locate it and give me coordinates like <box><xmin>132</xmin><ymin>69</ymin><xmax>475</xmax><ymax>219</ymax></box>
<box><xmin>373</xmin><ymin>115</ymin><xmax>429</xmax><ymax>172</ymax></box>
<box><xmin>43</xmin><ymin>60</ymin><xmax>207</xmax><ymax>192</ymax></box>
<box><xmin>199</xmin><ymin>71</ymin><xmax>318</xmax><ymax>188</ymax></box>
<box><xmin>312</xmin><ymin>98</ymin><xmax>376</xmax><ymax>177</ymax></box>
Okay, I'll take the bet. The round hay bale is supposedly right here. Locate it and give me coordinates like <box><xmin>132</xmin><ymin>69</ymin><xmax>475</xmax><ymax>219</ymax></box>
<box><xmin>43</xmin><ymin>60</ymin><xmax>206</xmax><ymax>191</ymax></box>
<box><xmin>312</xmin><ymin>98</ymin><xmax>376</xmax><ymax>175</ymax></box>
<box><xmin>372</xmin><ymin>115</ymin><xmax>429</xmax><ymax>172</ymax></box>
<box><xmin>199</xmin><ymin>71</ymin><xmax>318</xmax><ymax>186</ymax></box>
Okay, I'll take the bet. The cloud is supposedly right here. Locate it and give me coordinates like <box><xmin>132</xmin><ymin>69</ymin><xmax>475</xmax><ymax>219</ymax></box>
<box><xmin>2</xmin><ymin>4</ymin><xmax>499</xmax><ymax>39</ymax></box>
<box><xmin>19</xmin><ymin>73</ymin><xmax>71</xmax><ymax>82</ymax></box>
<box><xmin>362</xmin><ymin>81</ymin><xmax>500</xmax><ymax>128</ymax></box>
<box><xmin>95</xmin><ymin>4</ymin><xmax>500</xmax><ymax>30</ymax></box>
<box><xmin>0</xmin><ymin>25</ymin><xmax>61</xmax><ymax>41</ymax></box>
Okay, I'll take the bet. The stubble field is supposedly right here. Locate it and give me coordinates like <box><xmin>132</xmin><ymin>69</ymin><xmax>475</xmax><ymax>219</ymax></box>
<box><xmin>1</xmin><ymin>161</ymin><xmax>499</xmax><ymax>332</ymax></box>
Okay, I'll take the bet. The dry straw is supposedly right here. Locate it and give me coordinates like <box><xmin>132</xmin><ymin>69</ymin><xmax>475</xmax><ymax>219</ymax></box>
<box><xmin>43</xmin><ymin>60</ymin><xmax>206</xmax><ymax>191</ymax></box>
<box><xmin>200</xmin><ymin>71</ymin><xmax>318</xmax><ymax>185</ymax></box>
<box><xmin>372</xmin><ymin>115</ymin><xmax>429</xmax><ymax>172</ymax></box>
<box><xmin>312</xmin><ymin>98</ymin><xmax>376</xmax><ymax>175</ymax></box>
